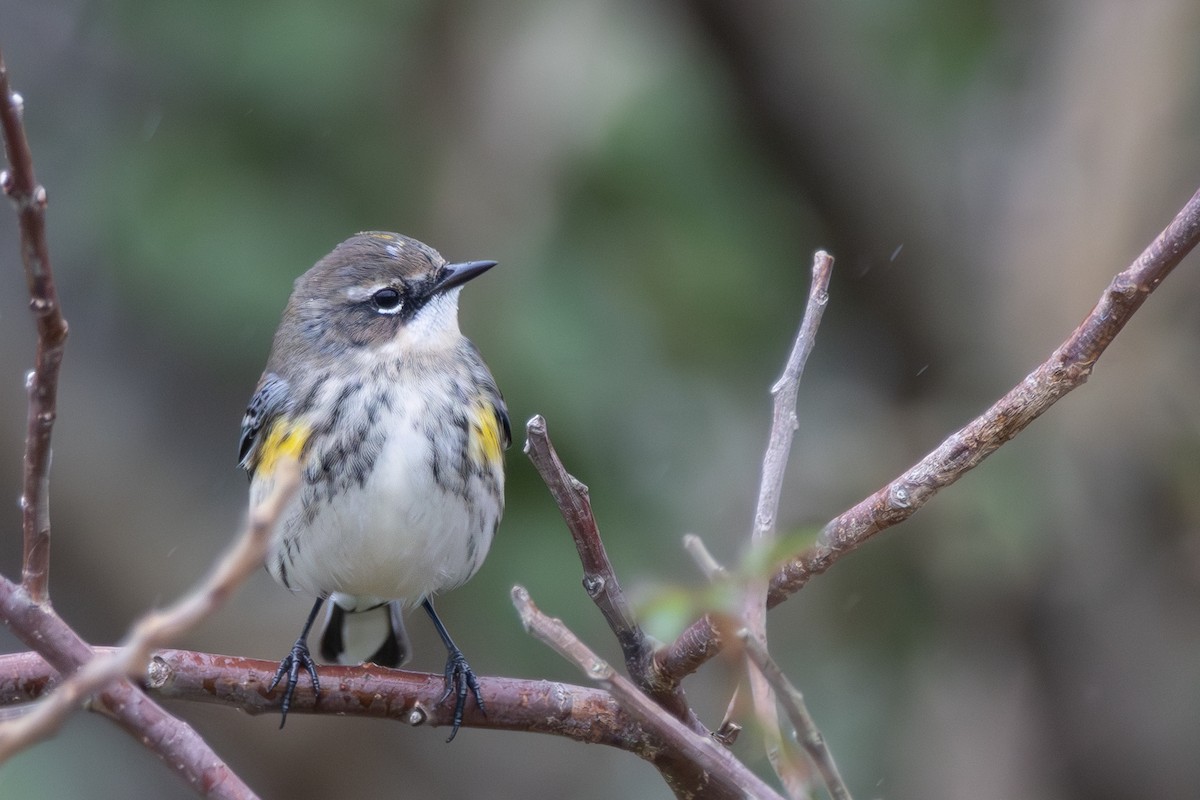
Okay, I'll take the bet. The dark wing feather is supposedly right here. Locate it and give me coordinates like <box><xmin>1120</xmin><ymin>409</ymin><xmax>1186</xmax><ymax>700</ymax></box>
<box><xmin>238</xmin><ymin>373</ymin><xmax>290</xmax><ymax>472</ymax></box>
<box><xmin>496</xmin><ymin>402</ymin><xmax>512</xmax><ymax>451</ymax></box>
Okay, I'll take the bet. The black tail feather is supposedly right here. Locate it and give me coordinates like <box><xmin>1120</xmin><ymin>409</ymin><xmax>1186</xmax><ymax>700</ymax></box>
<box><xmin>319</xmin><ymin>599</ymin><xmax>409</xmax><ymax>668</ymax></box>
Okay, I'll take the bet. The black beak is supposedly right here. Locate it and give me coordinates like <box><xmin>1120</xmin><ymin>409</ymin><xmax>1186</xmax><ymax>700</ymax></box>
<box><xmin>433</xmin><ymin>260</ymin><xmax>497</xmax><ymax>295</ymax></box>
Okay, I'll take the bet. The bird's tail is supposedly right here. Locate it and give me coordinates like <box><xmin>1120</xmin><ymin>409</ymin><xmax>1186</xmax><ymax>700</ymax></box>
<box><xmin>319</xmin><ymin>599</ymin><xmax>411</xmax><ymax>668</ymax></box>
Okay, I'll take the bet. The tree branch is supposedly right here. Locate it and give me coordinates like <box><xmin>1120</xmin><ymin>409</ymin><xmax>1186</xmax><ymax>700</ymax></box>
<box><xmin>524</xmin><ymin>416</ymin><xmax>701</xmax><ymax>729</ymax></box>
<box><xmin>513</xmin><ymin>585</ymin><xmax>785</xmax><ymax>800</ymax></box>
<box><xmin>655</xmin><ymin>183</ymin><xmax>1200</xmax><ymax>684</ymax></box>
<box><xmin>0</xmin><ymin>648</ymin><xmax>655</xmax><ymax>749</ymax></box>
<box><xmin>741</xmin><ymin>250</ymin><xmax>833</xmax><ymax>797</ymax></box>
<box><xmin>524</xmin><ymin>415</ymin><xmax>644</xmax><ymax>661</ymax></box>
<box><xmin>0</xmin><ymin>47</ymin><xmax>67</xmax><ymax>604</ymax></box>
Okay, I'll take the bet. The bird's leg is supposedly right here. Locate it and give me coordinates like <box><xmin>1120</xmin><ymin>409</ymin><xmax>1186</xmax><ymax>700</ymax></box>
<box><xmin>269</xmin><ymin>596</ymin><xmax>324</xmax><ymax>727</ymax></box>
<box><xmin>422</xmin><ymin>598</ymin><xmax>484</xmax><ymax>742</ymax></box>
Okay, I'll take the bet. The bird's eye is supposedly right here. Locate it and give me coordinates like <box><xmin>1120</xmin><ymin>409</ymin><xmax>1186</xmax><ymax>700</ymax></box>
<box><xmin>371</xmin><ymin>287</ymin><xmax>402</xmax><ymax>313</ymax></box>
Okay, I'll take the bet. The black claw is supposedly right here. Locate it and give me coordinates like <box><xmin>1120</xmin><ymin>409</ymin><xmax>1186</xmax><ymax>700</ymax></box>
<box><xmin>440</xmin><ymin>646</ymin><xmax>485</xmax><ymax>743</ymax></box>
<box><xmin>269</xmin><ymin>638</ymin><xmax>321</xmax><ymax>728</ymax></box>
<box><xmin>422</xmin><ymin>598</ymin><xmax>484</xmax><ymax>742</ymax></box>
<box><xmin>271</xmin><ymin>598</ymin><xmax>326</xmax><ymax>728</ymax></box>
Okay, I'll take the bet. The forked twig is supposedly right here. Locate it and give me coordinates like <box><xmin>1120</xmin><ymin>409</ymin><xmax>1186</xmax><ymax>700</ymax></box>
<box><xmin>655</xmin><ymin>185</ymin><xmax>1200</xmax><ymax>683</ymax></box>
<box><xmin>0</xmin><ymin>575</ymin><xmax>259</xmax><ymax>799</ymax></box>
<box><xmin>0</xmin><ymin>48</ymin><xmax>258</xmax><ymax>799</ymax></box>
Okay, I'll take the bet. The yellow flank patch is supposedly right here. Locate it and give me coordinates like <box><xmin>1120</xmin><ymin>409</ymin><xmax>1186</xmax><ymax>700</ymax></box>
<box><xmin>256</xmin><ymin>418</ymin><xmax>312</xmax><ymax>475</ymax></box>
<box><xmin>469</xmin><ymin>402</ymin><xmax>504</xmax><ymax>467</ymax></box>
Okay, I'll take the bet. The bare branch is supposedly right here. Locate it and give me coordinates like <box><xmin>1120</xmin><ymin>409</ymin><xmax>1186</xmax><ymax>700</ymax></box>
<box><xmin>0</xmin><ymin>648</ymin><xmax>652</xmax><ymax>749</ymax></box>
<box><xmin>524</xmin><ymin>416</ymin><xmax>644</xmax><ymax>659</ymax></box>
<box><xmin>749</xmin><ymin>250</ymin><xmax>834</xmax><ymax>542</ymax></box>
<box><xmin>654</xmin><ymin>185</ymin><xmax>1200</xmax><ymax>684</ymax></box>
<box><xmin>783</xmin><ymin>183</ymin><xmax>1200</xmax><ymax>588</ymax></box>
<box><xmin>524</xmin><ymin>416</ymin><xmax>700</xmax><ymax>728</ymax></box>
<box><xmin>513</xmin><ymin>585</ymin><xmax>785</xmax><ymax>800</ymax></box>
<box><xmin>0</xmin><ymin>48</ymin><xmax>68</xmax><ymax>603</ymax></box>
<box><xmin>739</xmin><ymin>631</ymin><xmax>852</xmax><ymax>800</ymax></box>
<box><xmin>742</xmin><ymin>250</ymin><xmax>833</xmax><ymax>797</ymax></box>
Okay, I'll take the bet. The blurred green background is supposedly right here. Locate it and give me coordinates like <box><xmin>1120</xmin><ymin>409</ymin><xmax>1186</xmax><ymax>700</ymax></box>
<box><xmin>2</xmin><ymin>1</ymin><xmax>1200</xmax><ymax>798</ymax></box>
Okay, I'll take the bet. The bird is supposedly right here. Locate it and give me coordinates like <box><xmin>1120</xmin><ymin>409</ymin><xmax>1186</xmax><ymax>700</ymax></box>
<box><xmin>237</xmin><ymin>231</ymin><xmax>509</xmax><ymax>740</ymax></box>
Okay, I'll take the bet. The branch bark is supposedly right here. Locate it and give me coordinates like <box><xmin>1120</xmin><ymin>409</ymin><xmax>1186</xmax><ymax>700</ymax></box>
<box><xmin>0</xmin><ymin>648</ymin><xmax>653</xmax><ymax>749</ymax></box>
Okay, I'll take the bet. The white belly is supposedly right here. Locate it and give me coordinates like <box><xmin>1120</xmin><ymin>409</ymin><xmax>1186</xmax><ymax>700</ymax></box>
<box><xmin>256</xmin><ymin>384</ymin><xmax>503</xmax><ymax>608</ymax></box>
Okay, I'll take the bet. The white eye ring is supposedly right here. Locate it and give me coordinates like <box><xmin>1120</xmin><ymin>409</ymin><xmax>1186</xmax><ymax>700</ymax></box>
<box><xmin>371</xmin><ymin>287</ymin><xmax>403</xmax><ymax>314</ymax></box>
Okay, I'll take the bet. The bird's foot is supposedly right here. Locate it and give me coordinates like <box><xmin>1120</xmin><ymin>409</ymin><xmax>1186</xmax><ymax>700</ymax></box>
<box><xmin>268</xmin><ymin>637</ymin><xmax>321</xmax><ymax>728</ymax></box>
<box><xmin>439</xmin><ymin>646</ymin><xmax>484</xmax><ymax>742</ymax></box>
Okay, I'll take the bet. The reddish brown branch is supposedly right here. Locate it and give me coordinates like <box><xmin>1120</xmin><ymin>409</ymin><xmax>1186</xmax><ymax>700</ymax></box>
<box><xmin>524</xmin><ymin>416</ymin><xmax>701</xmax><ymax>729</ymax></box>
<box><xmin>655</xmin><ymin>184</ymin><xmax>1200</xmax><ymax>685</ymax></box>
<box><xmin>524</xmin><ymin>415</ymin><xmax>645</xmax><ymax>661</ymax></box>
<box><xmin>0</xmin><ymin>647</ymin><xmax>660</xmax><ymax>753</ymax></box>
<box><xmin>0</xmin><ymin>49</ymin><xmax>67</xmax><ymax>604</ymax></box>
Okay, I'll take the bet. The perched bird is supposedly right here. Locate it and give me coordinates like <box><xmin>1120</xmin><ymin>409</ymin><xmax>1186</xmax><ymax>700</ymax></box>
<box><xmin>238</xmin><ymin>232</ymin><xmax>509</xmax><ymax>740</ymax></box>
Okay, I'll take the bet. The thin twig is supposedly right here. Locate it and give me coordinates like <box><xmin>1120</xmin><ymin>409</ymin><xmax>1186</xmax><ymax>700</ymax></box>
<box><xmin>524</xmin><ymin>416</ymin><xmax>644</xmax><ymax>661</ymax></box>
<box><xmin>687</xmin><ymin>532</ymin><xmax>847</xmax><ymax>799</ymax></box>
<box><xmin>682</xmin><ymin>533</ymin><xmax>728</xmax><ymax>582</ymax></box>
<box><xmin>524</xmin><ymin>416</ymin><xmax>699</xmax><ymax>727</ymax></box>
<box><xmin>0</xmin><ymin>459</ymin><xmax>300</xmax><ymax>763</ymax></box>
<box><xmin>654</xmin><ymin>184</ymin><xmax>1200</xmax><ymax>684</ymax></box>
<box><xmin>512</xmin><ymin>585</ymin><xmax>785</xmax><ymax>800</ymax></box>
<box><xmin>741</xmin><ymin>250</ymin><xmax>833</xmax><ymax>798</ymax></box>
<box><xmin>747</xmin><ymin>250</ymin><xmax>834</xmax><ymax>550</ymax></box>
<box><xmin>739</xmin><ymin>631</ymin><xmax>853</xmax><ymax>800</ymax></box>
<box><xmin>681</xmin><ymin>534</ymin><xmax>742</xmax><ymax>747</ymax></box>
<box><xmin>0</xmin><ymin>48</ymin><xmax>68</xmax><ymax>604</ymax></box>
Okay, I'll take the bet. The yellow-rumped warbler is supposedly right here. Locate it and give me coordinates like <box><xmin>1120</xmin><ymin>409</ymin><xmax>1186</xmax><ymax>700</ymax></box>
<box><xmin>237</xmin><ymin>232</ymin><xmax>509</xmax><ymax>740</ymax></box>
